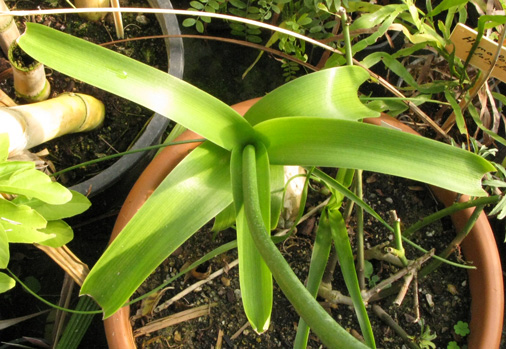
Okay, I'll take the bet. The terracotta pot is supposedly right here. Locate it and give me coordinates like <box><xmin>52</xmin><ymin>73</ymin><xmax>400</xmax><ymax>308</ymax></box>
<box><xmin>104</xmin><ymin>99</ymin><xmax>504</xmax><ymax>348</ymax></box>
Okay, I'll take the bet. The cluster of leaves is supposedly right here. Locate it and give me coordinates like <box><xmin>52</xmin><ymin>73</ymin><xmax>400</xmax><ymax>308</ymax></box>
<box><xmin>183</xmin><ymin>0</ymin><xmax>340</xmax><ymax>79</ymax></box>
<box><xmin>18</xmin><ymin>21</ymin><xmax>495</xmax><ymax>348</ymax></box>
<box><xmin>0</xmin><ymin>134</ymin><xmax>90</xmax><ymax>294</ymax></box>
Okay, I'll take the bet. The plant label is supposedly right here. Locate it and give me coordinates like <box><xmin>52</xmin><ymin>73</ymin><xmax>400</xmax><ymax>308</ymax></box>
<box><xmin>448</xmin><ymin>22</ymin><xmax>506</xmax><ymax>82</ymax></box>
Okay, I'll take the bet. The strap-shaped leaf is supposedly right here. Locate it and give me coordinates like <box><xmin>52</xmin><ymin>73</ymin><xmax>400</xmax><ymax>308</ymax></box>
<box><xmin>231</xmin><ymin>145</ymin><xmax>272</xmax><ymax>332</ymax></box>
<box><xmin>19</xmin><ymin>23</ymin><xmax>256</xmax><ymax>151</ymax></box>
<box><xmin>244</xmin><ymin>66</ymin><xmax>379</xmax><ymax>126</ymax></box>
<box><xmin>255</xmin><ymin>117</ymin><xmax>494</xmax><ymax>196</ymax></box>
<box><xmin>328</xmin><ymin>208</ymin><xmax>375</xmax><ymax>348</ymax></box>
<box><xmin>81</xmin><ymin>142</ymin><xmax>233</xmax><ymax>317</ymax></box>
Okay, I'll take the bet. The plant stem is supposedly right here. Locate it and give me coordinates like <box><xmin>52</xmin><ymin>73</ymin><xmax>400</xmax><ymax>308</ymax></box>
<box><xmin>51</xmin><ymin>138</ymin><xmax>206</xmax><ymax>177</ymax></box>
<box><xmin>242</xmin><ymin>145</ymin><xmax>369</xmax><ymax>349</ymax></box>
<box><xmin>340</xmin><ymin>8</ymin><xmax>353</xmax><ymax>66</ymax></box>
<box><xmin>403</xmin><ymin>195</ymin><xmax>500</xmax><ymax>238</ymax></box>
<box><xmin>356</xmin><ymin>170</ymin><xmax>365</xmax><ymax>289</ymax></box>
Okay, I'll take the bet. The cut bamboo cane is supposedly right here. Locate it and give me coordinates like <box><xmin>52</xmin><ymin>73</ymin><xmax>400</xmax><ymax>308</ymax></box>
<box><xmin>8</xmin><ymin>42</ymin><xmax>50</xmax><ymax>102</ymax></box>
<box><xmin>0</xmin><ymin>0</ymin><xmax>19</xmax><ymax>57</ymax></box>
<box><xmin>1</xmin><ymin>92</ymin><xmax>105</xmax><ymax>156</ymax></box>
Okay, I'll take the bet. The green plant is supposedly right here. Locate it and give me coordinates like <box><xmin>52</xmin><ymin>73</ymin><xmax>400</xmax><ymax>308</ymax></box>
<box><xmin>454</xmin><ymin>320</ymin><xmax>470</xmax><ymax>336</ymax></box>
<box><xmin>447</xmin><ymin>341</ymin><xmax>460</xmax><ymax>349</ymax></box>
<box><xmin>0</xmin><ymin>133</ymin><xmax>90</xmax><ymax>293</ymax></box>
<box><xmin>412</xmin><ymin>319</ymin><xmax>437</xmax><ymax>349</ymax></box>
<box><xmin>17</xmin><ymin>22</ymin><xmax>495</xmax><ymax>348</ymax></box>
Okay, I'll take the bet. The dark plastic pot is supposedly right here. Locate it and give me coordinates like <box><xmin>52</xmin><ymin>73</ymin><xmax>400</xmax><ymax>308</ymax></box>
<box><xmin>105</xmin><ymin>99</ymin><xmax>504</xmax><ymax>348</ymax></box>
<box><xmin>70</xmin><ymin>0</ymin><xmax>184</xmax><ymax>198</ymax></box>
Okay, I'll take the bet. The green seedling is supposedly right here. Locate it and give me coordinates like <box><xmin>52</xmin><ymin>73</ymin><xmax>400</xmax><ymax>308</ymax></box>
<box><xmin>454</xmin><ymin>320</ymin><xmax>470</xmax><ymax>337</ymax></box>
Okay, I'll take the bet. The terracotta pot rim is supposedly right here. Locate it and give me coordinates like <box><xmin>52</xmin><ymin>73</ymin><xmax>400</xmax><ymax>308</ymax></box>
<box><xmin>104</xmin><ymin>100</ymin><xmax>504</xmax><ymax>349</ymax></box>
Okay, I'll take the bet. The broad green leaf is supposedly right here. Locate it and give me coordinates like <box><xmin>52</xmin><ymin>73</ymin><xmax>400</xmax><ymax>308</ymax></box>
<box><xmin>0</xmin><ymin>272</ymin><xmax>15</xmax><ymax>293</ymax></box>
<box><xmin>2</xmin><ymin>220</ymin><xmax>74</xmax><ymax>247</ymax></box>
<box><xmin>81</xmin><ymin>142</ymin><xmax>233</xmax><ymax>317</ymax></box>
<box><xmin>232</xmin><ymin>144</ymin><xmax>272</xmax><ymax>332</ymax></box>
<box><xmin>12</xmin><ymin>190</ymin><xmax>91</xmax><ymax>220</ymax></box>
<box><xmin>244</xmin><ymin>66</ymin><xmax>379</xmax><ymax>126</ymax></box>
<box><xmin>0</xmin><ymin>199</ymin><xmax>47</xmax><ymax>230</ymax></box>
<box><xmin>328</xmin><ymin>208</ymin><xmax>375</xmax><ymax>348</ymax></box>
<box><xmin>19</xmin><ymin>23</ymin><xmax>256</xmax><ymax>151</ymax></box>
<box><xmin>0</xmin><ymin>134</ymin><xmax>8</xmax><ymax>161</ymax></box>
<box><xmin>255</xmin><ymin>117</ymin><xmax>494</xmax><ymax>196</ymax></box>
<box><xmin>37</xmin><ymin>220</ymin><xmax>73</xmax><ymax>247</ymax></box>
<box><xmin>0</xmin><ymin>161</ymin><xmax>34</xmax><ymax>181</ymax></box>
<box><xmin>0</xmin><ymin>225</ymin><xmax>8</xmax><ymax>269</ymax></box>
<box><xmin>0</xmin><ymin>166</ymin><xmax>72</xmax><ymax>205</ymax></box>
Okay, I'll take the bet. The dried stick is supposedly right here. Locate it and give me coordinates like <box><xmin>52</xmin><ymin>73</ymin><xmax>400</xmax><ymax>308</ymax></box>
<box><xmin>133</xmin><ymin>303</ymin><xmax>216</xmax><ymax>337</ymax></box>
<box><xmin>155</xmin><ymin>259</ymin><xmax>239</xmax><ymax>313</ymax></box>
<box><xmin>372</xmin><ymin>305</ymin><xmax>419</xmax><ymax>349</ymax></box>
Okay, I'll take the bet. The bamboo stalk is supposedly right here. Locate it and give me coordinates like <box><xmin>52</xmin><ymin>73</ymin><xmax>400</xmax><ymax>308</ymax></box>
<box><xmin>8</xmin><ymin>42</ymin><xmax>50</xmax><ymax>102</ymax></box>
<box><xmin>0</xmin><ymin>0</ymin><xmax>19</xmax><ymax>57</ymax></box>
<box><xmin>2</xmin><ymin>92</ymin><xmax>105</xmax><ymax>156</ymax></box>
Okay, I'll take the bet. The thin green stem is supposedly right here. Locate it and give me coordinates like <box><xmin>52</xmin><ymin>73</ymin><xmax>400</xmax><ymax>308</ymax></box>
<box><xmin>6</xmin><ymin>268</ymin><xmax>102</xmax><ymax>315</ymax></box>
<box><xmin>51</xmin><ymin>138</ymin><xmax>205</xmax><ymax>177</ymax></box>
<box><xmin>390</xmin><ymin>211</ymin><xmax>408</xmax><ymax>267</ymax></box>
<box><xmin>403</xmin><ymin>195</ymin><xmax>500</xmax><ymax>238</ymax></box>
<box><xmin>340</xmin><ymin>8</ymin><xmax>353</xmax><ymax>66</ymax></box>
<box><xmin>356</xmin><ymin>170</ymin><xmax>366</xmax><ymax>290</ymax></box>
<box><xmin>242</xmin><ymin>145</ymin><xmax>368</xmax><ymax>349</ymax></box>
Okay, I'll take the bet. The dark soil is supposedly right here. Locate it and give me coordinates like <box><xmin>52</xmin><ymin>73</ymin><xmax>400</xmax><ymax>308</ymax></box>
<box><xmin>131</xmin><ymin>173</ymin><xmax>471</xmax><ymax>349</ymax></box>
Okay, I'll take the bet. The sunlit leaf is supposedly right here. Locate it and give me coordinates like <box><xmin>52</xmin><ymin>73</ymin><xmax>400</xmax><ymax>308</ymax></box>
<box><xmin>0</xmin><ymin>272</ymin><xmax>15</xmax><ymax>293</ymax></box>
<box><xmin>0</xmin><ymin>225</ymin><xmax>8</xmax><ymax>269</ymax></box>
<box><xmin>19</xmin><ymin>23</ymin><xmax>256</xmax><ymax>151</ymax></box>
<box><xmin>12</xmin><ymin>190</ymin><xmax>91</xmax><ymax>220</ymax></box>
<box><xmin>81</xmin><ymin>142</ymin><xmax>233</xmax><ymax>317</ymax></box>
<box><xmin>0</xmin><ymin>134</ymin><xmax>8</xmax><ymax>161</ymax></box>
<box><xmin>244</xmin><ymin>66</ymin><xmax>378</xmax><ymax>125</ymax></box>
<box><xmin>37</xmin><ymin>220</ymin><xmax>73</xmax><ymax>247</ymax></box>
<box><xmin>255</xmin><ymin>117</ymin><xmax>494</xmax><ymax>196</ymax></box>
<box><xmin>0</xmin><ymin>164</ymin><xmax>71</xmax><ymax>204</ymax></box>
